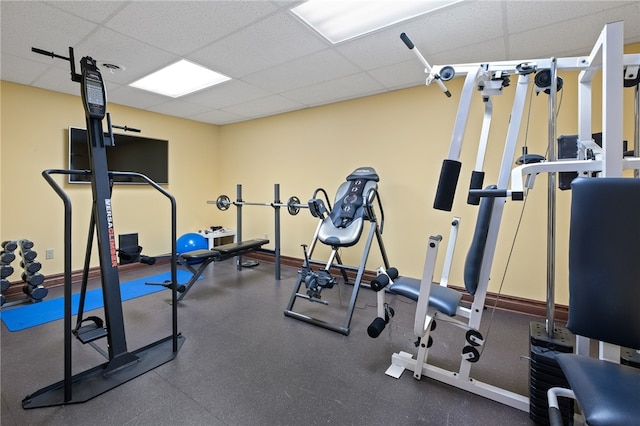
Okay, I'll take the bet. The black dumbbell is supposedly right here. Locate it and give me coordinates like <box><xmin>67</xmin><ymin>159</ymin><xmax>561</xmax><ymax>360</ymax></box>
<box><xmin>19</xmin><ymin>249</ymin><xmax>37</xmax><ymax>262</ymax></box>
<box><xmin>23</xmin><ymin>283</ymin><xmax>48</xmax><ymax>301</ymax></box>
<box><xmin>1</xmin><ymin>241</ymin><xmax>18</xmax><ymax>252</ymax></box>
<box><xmin>1</xmin><ymin>278</ymin><xmax>10</xmax><ymax>292</ymax></box>
<box><xmin>1</xmin><ymin>251</ymin><xmax>16</xmax><ymax>264</ymax></box>
<box><xmin>1</xmin><ymin>264</ymin><xmax>14</xmax><ymax>279</ymax></box>
<box><xmin>22</xmin><ymin>272</ymin><xmax>45</xmax><ymax>287</ymax></box>
<box><xmin>20</xmin><ymin>260</ymin><xmax>42</xmax><ymax>274</ymax></box>
<box><xmin>18</xmin><ymin>240</ymin><xmax>34</xmax><ymax>250</ymax></box>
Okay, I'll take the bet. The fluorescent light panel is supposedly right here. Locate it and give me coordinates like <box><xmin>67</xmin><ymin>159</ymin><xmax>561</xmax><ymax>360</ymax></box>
<box><xmin>130</xmin><ymin>59</ymin><xmax>231</xmax><ymax>98</ymax></box>
<box><xmin>291</xmin><ymin>0</ymin><xmax>463</xmax><ymax>44</ymax></box>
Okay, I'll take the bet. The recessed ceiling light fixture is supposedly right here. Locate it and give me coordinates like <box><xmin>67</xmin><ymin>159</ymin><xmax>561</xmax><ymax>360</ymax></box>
<box><xmin>291</xmin><ymin>0</ymin><xmax>464</xmax><ymax>44</ymax></box>
<box><xmin>130</xmin><ymin>59</ymin><xmax>231</xmax><ymax>98</ymax></box>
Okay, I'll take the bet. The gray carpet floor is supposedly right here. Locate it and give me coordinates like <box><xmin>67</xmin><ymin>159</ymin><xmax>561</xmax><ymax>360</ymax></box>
<box><xmin>2</xmin><ymin>258</ymin><xmax>539</xmax><ymax>425</ymax></box>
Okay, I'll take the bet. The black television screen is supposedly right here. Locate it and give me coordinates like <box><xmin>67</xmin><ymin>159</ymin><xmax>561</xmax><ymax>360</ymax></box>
<box><xmin>68</xmin><ymin>127</ymin><xmax>169</xmax><ymax>184</ymax></box>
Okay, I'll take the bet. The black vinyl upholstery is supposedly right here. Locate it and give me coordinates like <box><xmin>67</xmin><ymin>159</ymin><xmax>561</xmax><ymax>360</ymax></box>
<box><xmin>554</xmin><ymin>177</ymin><xmax>640</xmax><ymax>426</ymax></box>
<box><xmin>318</xmin><ymin>167</ymin><xmax>379</xmax><ymax>247</ymax></box>
<box><xmin>388</xmin><ymin>277</ymin><xmax>462</xmax><ymax>317</ymax></box>
<box><xmin>463</xmin><ymin>186</ymin><xmax>496</xmax><ymax>295</ymax></box>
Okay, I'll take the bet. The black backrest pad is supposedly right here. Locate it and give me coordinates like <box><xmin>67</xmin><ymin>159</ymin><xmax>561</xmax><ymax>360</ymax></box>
<box><xmin>345</xmin><ymin>167</ymin><xmax>380</xmax><ymax>183</ymax></box>
<box><xmin>330</xmin><ymin>167</ymin><xmax>379</xmax><ymax>228</ymax></box>
<box><xmin>568</xmin><ymin>178</ymin><xmax>640</xmax><ymax>350</ymax></box>
<box><xmin>463</xmin><ymin>186</ymin><xmax>496</xmax><ymax>295</ymax></box>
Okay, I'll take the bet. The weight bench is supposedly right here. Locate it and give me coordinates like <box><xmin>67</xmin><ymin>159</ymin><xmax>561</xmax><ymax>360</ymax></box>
<box><xmin>172</xmin><ymin>238</ymin><xmax>268</xmax><ymax>301</ymax></box>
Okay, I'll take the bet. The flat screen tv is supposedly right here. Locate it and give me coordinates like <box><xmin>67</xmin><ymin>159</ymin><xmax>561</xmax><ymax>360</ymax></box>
<box><xmin>68</xmin><ymin>126</ymin><xmax>169</xmax><ymax>184</ymax></box>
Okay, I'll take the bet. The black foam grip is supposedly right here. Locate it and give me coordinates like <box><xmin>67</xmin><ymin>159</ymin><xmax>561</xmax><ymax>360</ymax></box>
<box><xmin>400</xmin><ymin>33</ymin><xmax>414</xmax><ymax>49</ymax></box>
<box><xmin>386</xmin><ymin>267</ymin><xmax>399</xmax><ymax>281</ymax></box>
<box><xmin>370</xmin><ymin>274</ymin><xmax>389</xmax><ymax>292</ymax></box>
<box><xmin>433</xmin><ymin>159</ymin><xmax>461</xmax><ymax>211</ymax></box>
<box><xmin>468</xmin><ymin>189</ymin><xmax>507</xmax><ymax>198</ymax></box>
<box><xmin>367</xmin><ymin>317</ymin><xmax>386</xmax><ymax>338</ymax></box>
<box><xmin>467</xmin><ymin>171</ymin><xmax>485</xmax><ymax>205</ymax></box>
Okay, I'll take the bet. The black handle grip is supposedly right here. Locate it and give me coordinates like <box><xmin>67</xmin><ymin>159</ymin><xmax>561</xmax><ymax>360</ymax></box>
<box><xmin>468</xmin><ymin>189</ymin><xmax>507</xmax><ymax>198</ymax></box>
<box><xmin>400</xmin><ymin>33</ymin><xmax>414</xmax><ymax>49</ymax></box>
<box><xmin>31</xmin><ymin>47</ymin><xmax>70</xmax><ymax>61</ymax></box>
<box><xmin>31</xmin><ymin>47</ymin><xmax>55</xmax><ymax>57</ymax></box>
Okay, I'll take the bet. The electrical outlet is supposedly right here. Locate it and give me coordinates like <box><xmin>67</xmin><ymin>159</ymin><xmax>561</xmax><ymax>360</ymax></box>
<box><xmin>264</xmin><ymin>234</ymin><xmax>269</xmax><ymax>241</ymax></box>
<box><xmin>45</xmin><ymin>249</ymin><xmax>54</xmax><ymax>260</ymax></box>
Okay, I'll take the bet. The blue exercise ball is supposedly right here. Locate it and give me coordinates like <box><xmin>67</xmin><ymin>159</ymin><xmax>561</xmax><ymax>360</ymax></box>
<box><xmin>176</xmin><ymin>233</ymin><xmax>208</xmax><ymax>255</ymax></box>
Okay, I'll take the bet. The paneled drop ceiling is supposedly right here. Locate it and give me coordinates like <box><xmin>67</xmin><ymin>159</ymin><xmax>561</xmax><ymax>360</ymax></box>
<box><xmin>2</xmin><ymin>1</ymin><xmax>639</xmax><ymax>125</ymax></box>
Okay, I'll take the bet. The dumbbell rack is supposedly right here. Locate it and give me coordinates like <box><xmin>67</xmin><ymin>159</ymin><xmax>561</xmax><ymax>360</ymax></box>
<box><xmin>1</xmin><ymin>239</ymin><xmax>48</xmax><ymax>307</ymax></box>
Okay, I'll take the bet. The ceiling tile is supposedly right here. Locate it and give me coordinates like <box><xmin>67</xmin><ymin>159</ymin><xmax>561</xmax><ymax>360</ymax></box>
<box><xmin>188</xmin><ymin>10</ymin><xmax>329</xmax><ymax>77</ymax></box>
<box><xmin>47</xmin><ymin>1</ymin><xmax>128</xmax><ymax>24</ymax></box>
<box><xmin>0</xmin><ymin>2</ymin><xmax>96</xmax><ymax>61</ymax></box>
<box><xmin>190</xmin><ymin>109</ymin><xmax>249</xmax><ymax>125</ymax></box>
<box><xmin>224</xmin><ymin>94</ymin><xmax>304</xmax><ymax>119</ymax></box>
<box><xmin>504</xmin><ymin>1</ymin><xmax>636</xmax><ymax>34</ymax></box>
<box><xmin>182</xmin><ymin>80</ymin><xmax>273</xmax><ymax>109</ymax></box>
<box><xmin>508</xmin><ymin>4</ymin><xmax>640</xmax><ymax>60</ymax></box>
<box><xmin>74</xmin><ymin>27</ymin><xmax>179</xmax><ymax>84</ymax></box>
<box><xmin>368</xmin><ymin>60</ymin><xmax>429</xmax><ymax>90</ymax></box>
<box><xmin>107</xmin><ymin>85</ymin><xmax>172</xmax><ymax>111</ymax></box>
<box><xmin>104</xmin><ymin>1</ymin><xmax>279</xmax><ymax>56</ymax></box>
<box><xmin>0</xmin><ymin>53</ymin><xmax>52</xmax><ymax>86</ymax></box>
<box><xmin>241</xmin><ymin>49</ymin><xmax>361</xmax><ymax>93</ymax></box>
<box><xmin>147</xmin><ymin>99</ymin><xmax>212</xmax><ymax>119</ymax></box>
<box><xmin>31</xmin><ymin>66</ymin><xmax>82</xmax><ymax>98</ymax></box>
<box><xmin>283</xmin><ymin>72</ymin><xmax>385</xmax><ymax>106</ymax></box>
<box><xmin>2</xmin><ymin>1</ymin><xmax>638</xmax><ymax>126</ymax></box>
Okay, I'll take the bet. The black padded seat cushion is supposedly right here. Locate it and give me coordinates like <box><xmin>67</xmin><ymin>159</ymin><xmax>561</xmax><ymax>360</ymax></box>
<box><xmin>389</xmin><ymin>277</ymin><xmax>462</xmax><ymax>317</ymax></box>
<box><xmin>180</xmin><ymin>239</ymin><xmax>268</xmax><ymax>262</ymax></box>
<box><xmin>555</xmin><ymin>353</ymin><xmax>640</xmax><ymax>426</ymax></box>
<box><xmin>215</xmin><ymin>238</ymin><xmax>268</xmax><ymax>254</ymax></box>
<box><xmin>180</xmin><ymin>249</ymin><xmax>218</xmax><ymax>262</ymax></box>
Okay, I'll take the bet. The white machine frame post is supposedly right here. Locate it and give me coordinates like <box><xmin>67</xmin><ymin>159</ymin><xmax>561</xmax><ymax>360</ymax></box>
<box><xmin>578</xmin><ymin>21</ymin><xmax>625</xmax><ymax>362</ymax></box>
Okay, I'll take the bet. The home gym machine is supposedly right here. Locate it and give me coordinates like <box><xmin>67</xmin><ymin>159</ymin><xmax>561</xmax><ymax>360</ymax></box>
<box><xmin>368</xmin><ymin>22</ymin><xmax>640</xmax><ymax>423</ymax></box>
<box><xmin>284</xmin><ymin>167</ymin><xmax>391</xmax><ymax>336</ymax></box>
<box><xmin>23</xmin><ymin>46</ymin><xmax>184</xmax><ymax>409</ymax></box>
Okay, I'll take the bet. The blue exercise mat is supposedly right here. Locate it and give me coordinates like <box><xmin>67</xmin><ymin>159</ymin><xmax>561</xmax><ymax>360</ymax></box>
<box><xmin>0</xmin><ymin>270</ymin><xmax>198</xmax><ymax>332</ymax></box>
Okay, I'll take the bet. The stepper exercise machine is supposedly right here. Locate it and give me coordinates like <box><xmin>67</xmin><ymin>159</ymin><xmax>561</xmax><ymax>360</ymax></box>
<box><xmin>23</xmin><ymin>46</ymin><xmax>184</xmax><ymax>409</ymax></box>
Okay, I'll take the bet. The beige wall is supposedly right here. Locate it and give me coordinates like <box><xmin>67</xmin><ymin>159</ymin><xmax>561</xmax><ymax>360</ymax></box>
<box><xmin>2</xmin><ymin>42</ymin><xmax>638</xmax><ymax>305</ymax></box>
<box><xmin>1</xmin><ymin>81</ymin><xmax>219</xmax><ymax>274</ymax></box>
<box><xmin>217</xmin><ymin>56</ymin><xmax>639</xmax><ymax>305</ymax></box>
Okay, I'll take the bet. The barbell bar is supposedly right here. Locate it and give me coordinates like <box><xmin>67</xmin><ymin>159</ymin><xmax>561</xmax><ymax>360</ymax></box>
<box><xmin>211</xmin><ymin>195</ymin><xmax>308</xmax><ymax>216</ymax></box>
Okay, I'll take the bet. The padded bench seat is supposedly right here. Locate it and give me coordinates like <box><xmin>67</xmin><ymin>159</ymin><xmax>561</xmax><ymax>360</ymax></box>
<box><xmin>174</xmin><ymin>238</ymin><xmax>269</xmax><ymax>301</ymax></box>
<box><xmin>180</xmin><ymin>238</ymin><xmax>269</xmax><ymax>263</ymax></box>
<box><xmin>389</xmin><ymin>277</ymin><xmax>462</xmax><ymax>317</ymax></box>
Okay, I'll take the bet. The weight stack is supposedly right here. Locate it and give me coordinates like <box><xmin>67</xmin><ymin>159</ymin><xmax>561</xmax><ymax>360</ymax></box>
<box><xmin>529</xmin><ymin>321</ymin><xmax>575</xmax><ymax>425</ymax></box>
